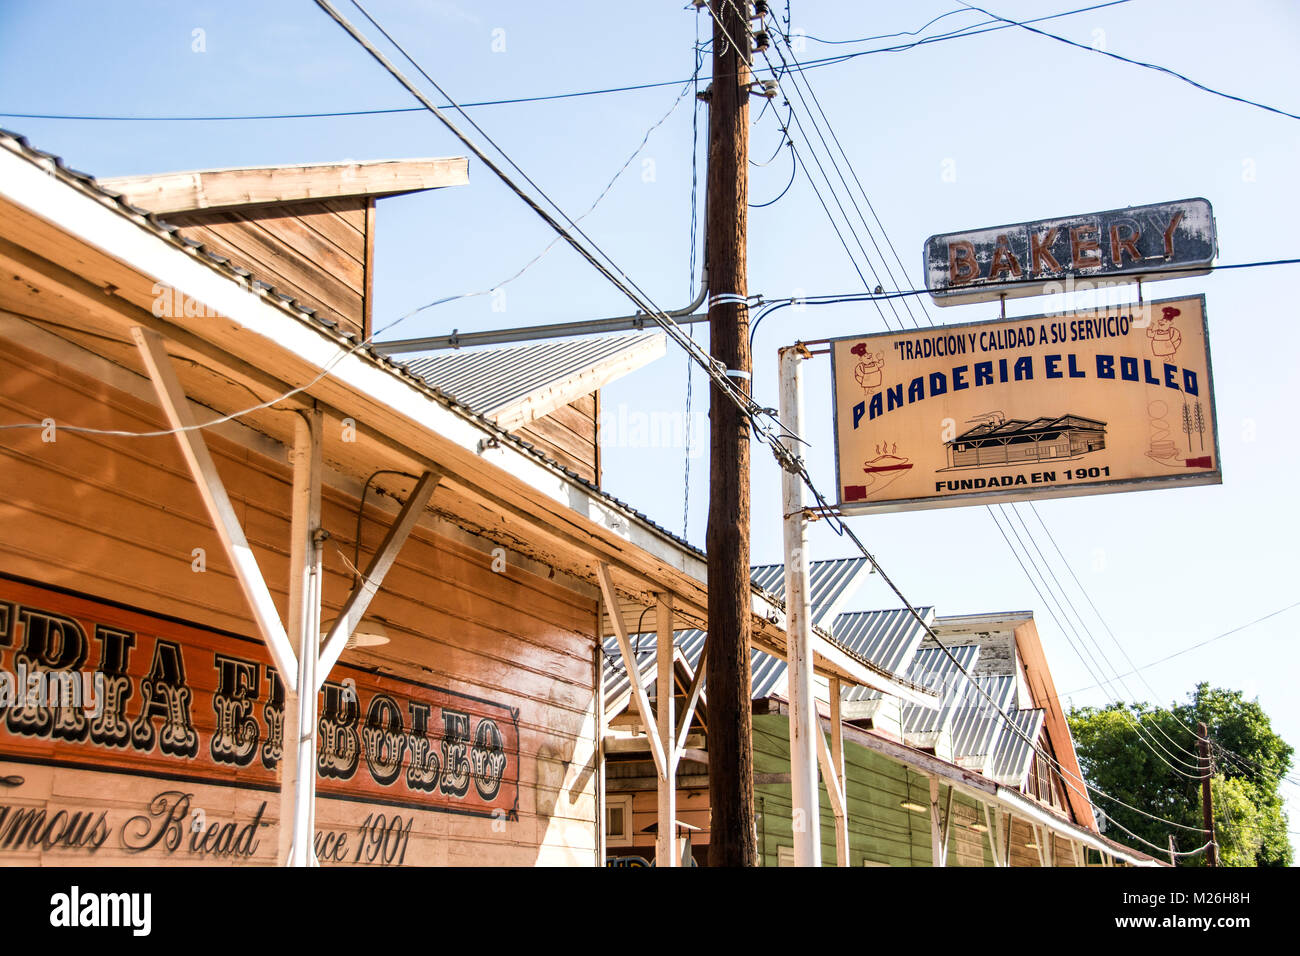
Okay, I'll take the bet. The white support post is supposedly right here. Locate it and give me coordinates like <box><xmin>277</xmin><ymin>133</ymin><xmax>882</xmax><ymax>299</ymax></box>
<box><xmin>317</xmin><ymin>470</ymin><xmax>440</xmax><ymax>685</ymax></box>
<box><xmin>813</xmin><ymin>714</ymin><xmax>847</xmax><ymax>866</ymax></box>
<box><xmin>1031</xmin><ymin>823</ymin><xmax>1047</xmax><ymax>867</ymax></box>
<box><xmin>984</xmin><ymin>803</ymin><xmax>1003</xmax><ymax>867</ymax></box>
<box><xmin>830</xmin><ymin>677</ymin><xmax>849</xmax><ymax>866</ymax></box>
<box><xmin>595</xmin><ymin>563</ymin><xmax>666</xmax><ymax>779</ymax></box>
<box><xmin>929</xmin><ymin>777</ymin><xmax>950</xmax><ymax>868</ymax></box>
<box><xmin>779</xmin><ymin>344</ymin><xmax>820</xmax><ymax>868</ymax></box>
<box><xmin>674</xmin><ymin>641</ymin><xmax>707</xmax><ymax>765</ymax></box>
<box><xmin>132</xmin><ymin>326</ymin><xmax>298</xmax><ymax>693</ymax></box>
<box><xmin>283</xmin><ymin>410</ymin><xmax>323</xmax><ymax>867</ymax></box>
<box><xmin>655</xmin><ymin>593</ymin><xmax>676</xmax><ymax>868</ymax></box>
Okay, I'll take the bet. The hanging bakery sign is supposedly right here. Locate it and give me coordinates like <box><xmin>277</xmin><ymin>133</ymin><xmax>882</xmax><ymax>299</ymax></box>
<box><xmin>0</xmin><ymin>577</ymin><xmax>520</xmax><ymax>820</ymax></box>
<box><xmin>923</xmin><ymin>198</ymin><xmax>1216</xmax><ymax>305</ymax></box>
<box><xmin>830</xmin><ymin>295</ymin><xmax>1221</xmax><ymax>514</ymax></box>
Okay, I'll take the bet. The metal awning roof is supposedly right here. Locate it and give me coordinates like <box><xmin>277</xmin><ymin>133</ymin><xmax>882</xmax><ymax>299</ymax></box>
<box><xmin>403</xmin><ymin>332</ymin><xmax>665</xmax><ymax>430</ymax></box>
<box><xmin>837</xmin><ymin>606</ymin><xmax>935</xmax><ymax>703</ymax></box>
<box><xmin>949</xmin><ymin>675</ymin><xmax>1017</xmax><ymax>764</ymax></box>
<box><xmin>988</xmin><ymin>708</ymin><xmax>1047</xmax><ymax>787</ymax></box>
<box><xmin>749</xmin><ymin>556</ymin><xmax>871</xmax><ymax>631</ymax></box>
<box><xmin>901</xmin><ymin>644</ymin><xmax>980</xmax><ymax>736</ymax></box>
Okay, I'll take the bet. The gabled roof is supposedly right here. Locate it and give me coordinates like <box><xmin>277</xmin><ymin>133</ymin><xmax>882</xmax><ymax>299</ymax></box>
<box><xmin>98</xmin><ymin>157</ymin><xmax>469</xmax><ymax>215</ymax></box>
<box><xmin>403</xmin><ymin>332</ymin><xmax>665</xmax><ymax>430</ymax></box>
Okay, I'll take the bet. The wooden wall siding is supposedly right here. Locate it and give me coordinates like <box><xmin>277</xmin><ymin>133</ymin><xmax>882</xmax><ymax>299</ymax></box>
<box><xmin>515</xmin><ymin>393</ymin><xmax>599</xmax><ymax>486</ymax></box>
<box><xmin>752</xmin><ymin>715</ymin><xmax>995</xmax><ymax>867</ymax></box>
<box><xmin>0</xmin><ymin>344</ymin><xmax>600</xmax><ymax>865</ymax></box>
<box><xmin>164</xmin><ymin>196</ymin><xmax>369</xmax><ymax>341</ymax></box>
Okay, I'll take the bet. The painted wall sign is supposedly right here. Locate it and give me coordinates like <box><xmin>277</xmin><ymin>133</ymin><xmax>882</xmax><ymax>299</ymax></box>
<box><xmin>923</xmin><ymin>198</ymin><xmax>1215</xmax><ymax>305</ymax></box>
<box><xmin>830</xmin><ymin>295</ymin><xmax>1221</xmax><ymax>513</ymax></box>
<box><xmin>0</xmin><ymin>577</ymin><xmax>520</xmax><ymax>820</ymax></box>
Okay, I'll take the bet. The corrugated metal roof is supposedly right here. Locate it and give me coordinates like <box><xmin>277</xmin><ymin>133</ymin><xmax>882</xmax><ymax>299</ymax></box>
<box><xmin>0</xmin><ymin>128</ymin><xmax>707</xmax><ymax>564</ymax></box>
<box><xmin>604</xmin><ymin>626</ymin><xmax>791</xmax><ymax>706</ymax></box>
<box><xmin>836</xmin><ymin>607</ymin><xmax>934</xmax><ymax>703</ymax></box>
<box><xmin>988</xmin><ymin>708</ymin><xmax>1046</xmax><ymax>787</ymax></box>
<box><xmin>749</xmin><ymin>557</ymin><xmax>870</xmax><ymax>630</ymax></box>
<box><xmin>403</xmin><ymin>333</ymin><xmax>662</xmax><ymax>418</ymax></box>
<box><xmin>603</xmin><ymin>559</ymin><xmax>880</xmax><ymax>709</ymax></box>
<box><xmin>900</xmin><ymin>644</ymin><xmax>980</xmax><ymax>735</ymax></box>
<box><xmin>948</xmin><ymin>675</ymin><xmax>1016</xmax><ymax>760</ymax></box>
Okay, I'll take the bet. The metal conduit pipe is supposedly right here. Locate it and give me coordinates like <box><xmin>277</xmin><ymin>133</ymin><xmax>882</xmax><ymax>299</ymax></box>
<box><xmin>375</xmin><ymin>266</ymin><xmax>710</xmax><ymax>354</ymax></box>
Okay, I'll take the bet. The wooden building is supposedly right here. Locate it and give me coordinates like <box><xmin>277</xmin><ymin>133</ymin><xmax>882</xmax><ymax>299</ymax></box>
<box><xmin>0</xmin><ymin>129</ymin><xmax>911</xmax><ymax>866</ymax></box>
<box><xmin>604</xmin><ymin>586</ymin><xmax>1161</xmax><ymax>867</ymax></box>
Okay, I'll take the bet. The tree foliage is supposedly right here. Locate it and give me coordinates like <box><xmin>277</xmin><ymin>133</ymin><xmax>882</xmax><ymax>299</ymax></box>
<box><xmin>1067</xmin><ymin>683</ymin><xmax>1293</xmax><ymax>866</ymax></box>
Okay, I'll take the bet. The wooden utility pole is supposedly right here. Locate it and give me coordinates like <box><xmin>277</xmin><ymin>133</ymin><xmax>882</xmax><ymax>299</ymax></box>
<box><xmin>704</xmin><ymin>0</ymin><xmax>756</xmax><ymax>867</ymax></box>
<box><xmin>1198</xmin><ymin>721</ymin><xmax>1218</xmax><ymax>867</ymax></box>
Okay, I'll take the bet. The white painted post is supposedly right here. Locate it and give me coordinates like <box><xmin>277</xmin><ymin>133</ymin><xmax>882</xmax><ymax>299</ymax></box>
<box><xmin>317</xmin><ymin>470</ymin><xmax>440</xmax><ymax>685</ymax></box>
<box><xmin>131</xmin><ymin>326</ymin><xmax>298</xmax><ymax>692</ymax></box>
<box><xmin>830</xmin><ymin>677</ymin><xmax>849</xmax><ymax>866</ymax></box>
<box><xmin>778</xmin><ymin>344</ymin><xmax>820</xmax><ymax>867</ymax></box>
<box><xmin>284</xmin><ymin>410</ymin><xmax>322</xmax><ymax>867</ymax></box>
<box><xmin>984</xmin><ymin>803</ymin><xmax>1003</xmax><ymax>867</ymax></box>
<box><xmin>929</xmin><ymin>777</ymin><xmax>946</xmax><ymax>868</ymax></box>
<box><xmin>655</xmin><ymin>592</ymin><xmax>676</xmax><ymax>868</ymax></box>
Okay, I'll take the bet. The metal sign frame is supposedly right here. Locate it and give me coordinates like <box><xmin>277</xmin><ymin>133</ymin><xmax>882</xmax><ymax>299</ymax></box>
<box><xmin>923</xmin><ymin>198</ymin><xmax>1216</xmax><ymax>306</ymax></box>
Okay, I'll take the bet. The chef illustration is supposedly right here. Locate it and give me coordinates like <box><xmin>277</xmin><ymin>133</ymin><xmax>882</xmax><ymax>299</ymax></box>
<box><xmin>1148</xmin><ymin>305</ymin><xmax>1183</xmax><ymax>357</ymax></box>
<box><xmin>850</xmin><ymin>342</ymin><xmax>884</xmax><ymax>392</ymax></box>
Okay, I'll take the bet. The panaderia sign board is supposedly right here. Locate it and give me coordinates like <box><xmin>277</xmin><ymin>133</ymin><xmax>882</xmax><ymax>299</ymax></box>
<box><xmin>830</xmin><ymin>295</ymin><xmax>1220</xmax><ymax>514</ymax></box>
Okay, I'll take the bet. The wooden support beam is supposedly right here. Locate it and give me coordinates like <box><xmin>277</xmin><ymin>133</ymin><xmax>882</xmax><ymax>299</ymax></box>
<box><xmin>1031</xmin><ymin>823</ymin><xmax>1048</xmax><ymax>867</ymax></box>
<box><xmin>316</xmin><ymin>470</ymin><xmax>441</xmax><ymax>684</ymax></box>
<box><xmin>596</xmin><ymin>563</ymin><xmax>666</xmax><ymax>780</ymax></box>
<box><xmin>131</xmin><ymin>326</ymin><xmax>298</xmax><ymax>692</ymax></box>
<box><xmin>674</xmin><ymin>640</ymin><xmax>708</xmax><ymax>765</ymax></box>
<box><xmin>100</xmin><ymin>157</ymin><xmax>470</xmax><ymax>216</ymax></box>
<box><xmin>655</xmin><ymin>592</ymin><xmax>676</xmax><ymax>868</ymax></box>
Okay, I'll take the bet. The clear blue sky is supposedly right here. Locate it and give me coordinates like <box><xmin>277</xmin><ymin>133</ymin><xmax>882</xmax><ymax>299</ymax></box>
<box><xmin>3</xmin><ymin>0</ymin><xmax>1298</xmax><ymax>855</ymax></box>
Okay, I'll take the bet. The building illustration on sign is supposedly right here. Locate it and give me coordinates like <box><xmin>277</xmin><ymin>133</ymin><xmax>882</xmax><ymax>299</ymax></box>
<box><xmin>944</xmin><ymin>413</ymin><xmax>1107</xmax><ymax>470</ymax></box>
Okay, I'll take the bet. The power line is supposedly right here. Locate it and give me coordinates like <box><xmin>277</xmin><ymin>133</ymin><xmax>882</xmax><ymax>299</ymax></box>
<box><xmin>1064</xmin><ymin>600</ymin><xmax>1300</xmax><ymax>695</ymax></box>
<box><xmin>958</xmin><ymin>1</ymin><xmax>1300</xmax><ymax>122</ymax></box>
<box><xmin>0</xmin><ymin>1</ymin><xmax>1133</xmax><ymax>124</ymax></box>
